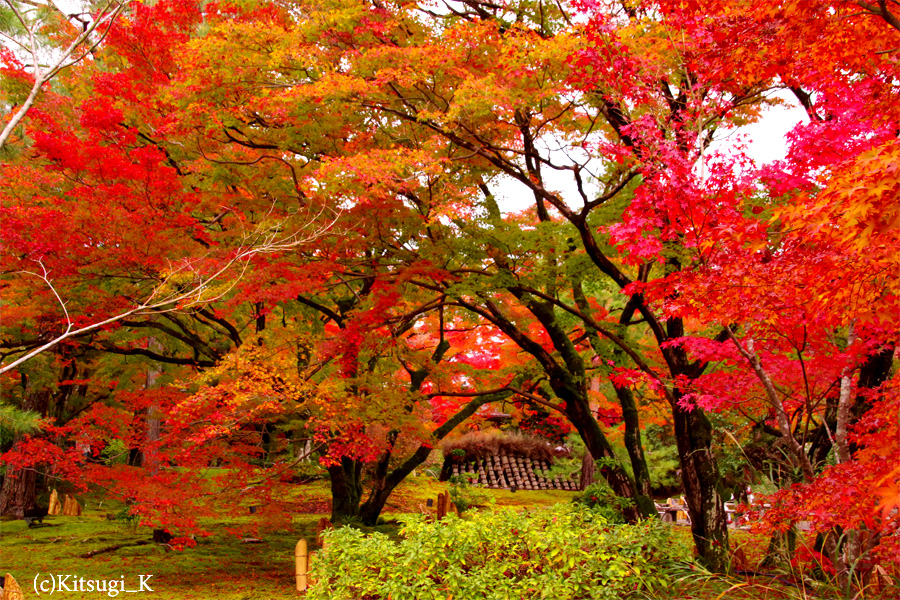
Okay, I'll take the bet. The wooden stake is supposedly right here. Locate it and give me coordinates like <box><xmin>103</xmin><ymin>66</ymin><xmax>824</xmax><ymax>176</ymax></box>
<box><xmin>295</xmin><ymin>539</ymin><xmax>308</xmax><ymax>592</ymax></box>
<box><xmin>315</xmin><ymin>518</ymin><xmax>333</xmax><ymax>547</ymax></box>
<box><xmin>436</xmin><ymin>492</ymin><xmax>447</xmax><ymax>520</ymax></box>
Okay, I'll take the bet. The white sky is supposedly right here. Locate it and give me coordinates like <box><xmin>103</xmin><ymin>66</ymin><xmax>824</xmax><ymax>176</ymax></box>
<box><xmin>711</xmin><ymin>89</ymin><xmax>808</xmax><ymax>168</ymax></box>
<box><xmin>494</xmin><ymin>90</ymin><xmax>809</xmax><ymax>214</ymax></box>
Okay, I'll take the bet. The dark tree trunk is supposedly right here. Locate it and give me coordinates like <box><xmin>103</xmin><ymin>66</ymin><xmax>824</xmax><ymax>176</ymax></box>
<box><xmin>328</xmin><ymin>457</ymin><xmax>363</xmax><ymax>523</ymax></box>
<box><xmin>565</xmin><ymin>391</ymin><xmax>656</xmax><ymax>521</ymax></box>
<box><xmin>359</xmin><ymin>444</ymin><xmax>431</xmax><ymax>525</ymax></box>
<box><xmin>0</xmin><ymin>463</ymin><xmax>39</xmax><ymax>518</ymax></box>
<box><xmin>128</xmin><ymin>447</ymin><xmax>144</xmax><ymax>467</ymax></box>
<box><xmin>672</xmin><ymin>397</ymin><xmax>729</xmax><ymax>572</ymax></box>
<box><xmin>615</xmin><ymin>384</ymin><xmax>653</xmax><ymax>497</ymax></box>
<box><xmin>358</xmin><ymin>392</ymin><xmax>505</xmax><ymax>525</ymax></box>
<box><xmin>0</xmin><ymin>389</ymin><xmax>52</xmax><ymax>517</ymax></box>
<box><xmin>508</xmin><ymin>295</ymin><xmax>657</xmax><ymax>520</ymax></box>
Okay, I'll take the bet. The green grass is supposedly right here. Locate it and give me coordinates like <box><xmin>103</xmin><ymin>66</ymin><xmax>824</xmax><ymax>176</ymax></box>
<box><xmin>2</xmin><ymin>505</ymin><xmax>319</xmax><ymax>599</ymax></box>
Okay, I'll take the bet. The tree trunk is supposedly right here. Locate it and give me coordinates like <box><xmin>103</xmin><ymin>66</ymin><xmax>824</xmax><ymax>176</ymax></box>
<box><xmin>580</xmin><ymin>451</ymin><xmax>595</xmax><ymax>490</ymax></box>
<box><xmin>672</xmin><ymin>397</ymin><xmax>729</xmax><ymax>572</ymax></box>
<box><xmin>565</xmin><ymin>392</ymin><xmax>657</xmax><ymax>520</ymax></box>
<box><xmin>145</xmin><ymin>337</ymin><xmax>162</xmax><ymax>474</ymax></box>
<box><xmin>357</xmin><ymin>392</ymin><xmax>503</xmax><ymax>525</ymax></box>
<box><xmin>0</xmin><ymin>463</ymin><xmax>39</xmax><ymax>518</ymax></box>
<box><xmin>0</xmin><ymin>389</ymin><xmax>52</xmax><ymax>517</ymax></box>
<box><xmin>328</xmin><ymin>457</ymin><xmax>363</xmax><ymax>523</ymax></box>
<box><xmin>359</xmin><ymin>444</ymin><xmax>433</xmax><ymax>525</ymax></box>
<box><xmin>615</xmin><ymin>384</ymin><xmax>653</xmax><ymax>497</ymax></box>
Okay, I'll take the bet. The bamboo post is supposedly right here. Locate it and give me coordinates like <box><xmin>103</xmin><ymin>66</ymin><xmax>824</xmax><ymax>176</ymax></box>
<box><xmin>295</xmin><ymin>539</ymin><xmax>308</xmax><ymax>592</ymax></box>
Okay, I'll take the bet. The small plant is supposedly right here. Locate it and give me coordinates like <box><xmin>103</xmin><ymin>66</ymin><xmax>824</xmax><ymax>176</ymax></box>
<box><xmin>572</xmin><ymin>481</ymin><xmax>633</xmax><ymax>524</ymax></box>
<box><xmin>447</xmin><ymin>475</ymin><xmax>492</xmax><ymax>513</ymax></box>
<box><xmin>100</xmin><ymin>438</ymin><xmax>129</xmax><ymax>466</ymax></box>
<box><xmin>447</xmin><ymin>448</ymin><xmax>467</xmax><ymax>462</ymax></box>
<box><xmin>116</xmin><ymin>508</ymin><xmax>140</xmax><ymax>534</ymax></box>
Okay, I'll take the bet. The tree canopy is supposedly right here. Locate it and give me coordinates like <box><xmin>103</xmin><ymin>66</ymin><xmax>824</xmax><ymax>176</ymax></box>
<box><xmin>1</xmin><ymin>0</ymin><xmax>897</xmax><ymax>583</ymax></box>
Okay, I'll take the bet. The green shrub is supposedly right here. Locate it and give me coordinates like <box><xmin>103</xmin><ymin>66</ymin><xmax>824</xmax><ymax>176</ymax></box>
<box><xmin>447</xmin><ymin>474</ymin><xmax>493</xmax><ymax>513</ymax></box>
<box><xmin>308</xmin><ymin>504</ymin><xmax>679</xmax><ymax>600</ymax></box>
<box><xmin>572</xmin><ymin>482</ymin><xmax>633</xmax><ymax>524</ymax></box>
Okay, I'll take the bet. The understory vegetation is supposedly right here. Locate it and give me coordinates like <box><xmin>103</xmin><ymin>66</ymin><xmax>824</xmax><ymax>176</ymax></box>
<box><xmin>309</xmin><ymin>505</ymin><xmax>680</xmax><ymax>600</ymax></box>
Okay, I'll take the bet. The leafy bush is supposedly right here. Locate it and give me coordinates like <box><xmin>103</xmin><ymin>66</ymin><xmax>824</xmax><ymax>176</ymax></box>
<box><xmin>447</xmin><ymin>474</ymin><xmax>493</xmax><ymax>513</ymax></box>
<box><xmin>572</xmin><ymin>482</ymin><xmax>633</xmax><ymax>524</ymax></box>
<box><xmin>308</xmin><ymin>505</ymin><xmax>679</xmax><ymax>600</ymax></box>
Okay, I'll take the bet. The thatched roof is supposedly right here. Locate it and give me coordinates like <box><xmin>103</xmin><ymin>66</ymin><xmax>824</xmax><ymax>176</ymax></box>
<box><xmin>441</xmin><ymin>431</ymin><xmax>567</xmax><ymax>463</ymax></box>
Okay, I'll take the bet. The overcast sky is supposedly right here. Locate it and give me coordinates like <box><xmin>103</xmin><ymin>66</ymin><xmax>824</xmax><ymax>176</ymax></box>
<box><xmin>494</xmin><ymin>91</ymin><xmax>809</xmax><ymax>214</ymax></box>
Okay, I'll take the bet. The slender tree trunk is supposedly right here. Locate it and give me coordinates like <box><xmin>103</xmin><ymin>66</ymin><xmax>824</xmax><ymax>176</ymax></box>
<box><xmin>615</xmin><ymin>384</ymin><xmax>653</xmax><ymax>497</ymax></box>
<box><xmin>574</xmin><ymin>281</ymin><xmax>654</xmax><ymax>500</ymax></box>
<box><xmin>145</xmin><ymin>337</ymin><xmax>162</xmax><ymax>474</ymax></box>
<box><xmin>565</xmin><ymin>391</ymin><xmax>656</xmax><ymax>520</ymax></box>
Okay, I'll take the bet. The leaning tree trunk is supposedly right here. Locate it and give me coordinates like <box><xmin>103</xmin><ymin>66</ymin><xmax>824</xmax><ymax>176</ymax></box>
<box><xmin>359</xmin><ymin>444</ymin><xmax>431</xmax><ymax>526</ymax></box>
<box><xmin>358</xmin><ymin>391</ymin><xmax>506</xmax><ymax>526</ymax></box>
<box><xmin>0</xmin><ymin>388</ymin><xmax>52</xmax><ymax>517</ymax></box>
<box><xmin>565</xmin><ymin>390</ymin><xmax>657</xmax><ymax>521</ymax></box>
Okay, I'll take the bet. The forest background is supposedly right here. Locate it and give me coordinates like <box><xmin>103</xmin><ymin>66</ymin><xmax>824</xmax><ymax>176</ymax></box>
<box><xmin>0</xmin><ymin>0</ymin><xmax>898</xmax><ymax>590</ymax></box>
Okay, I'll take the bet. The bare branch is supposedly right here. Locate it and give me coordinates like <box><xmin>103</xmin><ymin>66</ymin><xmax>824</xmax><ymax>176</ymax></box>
<box><xmin>0</xmin><ymin>0</ymin><xmax>132</xmax><ymax>150</ymax></box>
<box><xmin>0</xmin><ymin>211</ymin><xmax>341</xmax><ymax>375</ymax></box>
